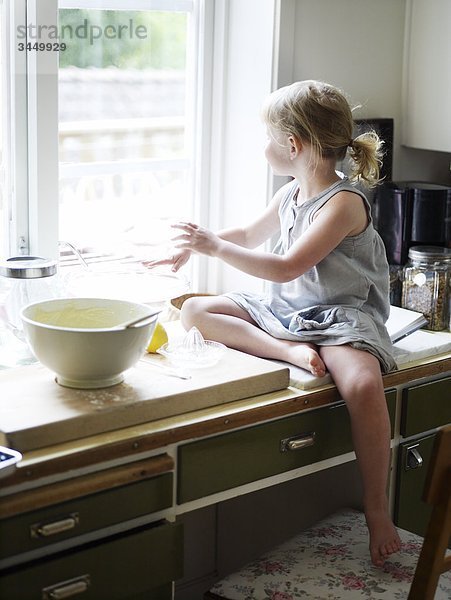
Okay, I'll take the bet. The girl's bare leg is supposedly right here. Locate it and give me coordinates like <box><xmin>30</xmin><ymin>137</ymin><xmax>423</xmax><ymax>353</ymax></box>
<box><xmin>181</xmin><ymin>296</ymin><xmax>326</xmax><ymax>377</ymax></box>
<box><xmin>319</xmin><ymin>344</ymin><xmax>401</xmax><ymax>567</ymax></box>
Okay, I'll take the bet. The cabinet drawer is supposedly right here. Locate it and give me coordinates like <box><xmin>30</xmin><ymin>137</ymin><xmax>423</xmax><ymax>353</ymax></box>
<box><xmin>0</xmin><ymin>520</ymin><xmax>183</xmax><ymax>600</ymax></box>
<box><xmin>0</xmin><ymin>471</ymin><xmax>173</xmax><ymax>560</ymax></box>
<box><xmin>401</xmin><ymin>376</ymin><xmax>451</xmax><ymax>437</ymax></box>
<box><xmin>178</xmin><ymin>391</ymin><xmax>396</xmax><ymax>503</ymax></box>
<box><xmin>394</xmin><ymin>433</ymin><xmax>436</xmax><ymax>537</ymax></box>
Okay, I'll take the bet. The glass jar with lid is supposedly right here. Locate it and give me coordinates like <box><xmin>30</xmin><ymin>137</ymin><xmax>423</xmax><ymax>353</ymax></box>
<box><xmin>0</xmin><ymin>256</ymin><xmax>68</xmax><ymax>366</ymax></box>
<box><xmin>402</xmin><ymin>246</ymin><xmax>450</xmax><ymax>331</ymax></box>
<box><xmin>0</xmin><ymin>256</ymin><xmax>59</xmax><ymax>334</ymax></box>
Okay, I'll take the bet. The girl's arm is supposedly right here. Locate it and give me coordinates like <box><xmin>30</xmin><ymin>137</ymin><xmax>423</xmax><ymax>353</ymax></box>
<box><xmin>146</xmin><ymin>181</ymin><xmax>287</xmax><ymax>271</ymax></box>
<box><xmin>174</xmin><ymin>191</ymin><xmax>367</xmax><ymax>282</ymax></box>
<box><xmin>216</xmin><ymin>182</ymin><xmax>287</xmax><ymax>248</ymax></box>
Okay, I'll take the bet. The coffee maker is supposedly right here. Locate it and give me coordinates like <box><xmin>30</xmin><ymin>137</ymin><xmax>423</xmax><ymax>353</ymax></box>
<box><xmin>374</xmin><ymin>181</ymin><xmax>451</xmax><ymax>265</ymax></box>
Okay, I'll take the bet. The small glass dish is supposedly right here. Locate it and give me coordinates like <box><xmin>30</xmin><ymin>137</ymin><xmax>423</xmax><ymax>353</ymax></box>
<box><xmin>157</xmin><ymin>326</ymin><xmax>226</xmax><ymax>368</ymax></box>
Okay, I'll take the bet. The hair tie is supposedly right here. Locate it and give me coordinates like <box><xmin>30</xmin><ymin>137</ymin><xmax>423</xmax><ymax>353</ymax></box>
<box><xmin>348</xmin><ymin>139</ymin><xmax>354</xmax><ymax>148</ymax></box>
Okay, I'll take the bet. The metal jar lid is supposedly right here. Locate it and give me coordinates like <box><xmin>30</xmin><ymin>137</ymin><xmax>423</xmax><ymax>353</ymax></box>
<box><xmin>408</xmin><ymin>246</ymin><xmax>451</xmax><ymax>264</ymax></box>
<box><xmin>0</xmin><ymin>256</ymin><xmax>57</xmax><ymax>279</ymax></box>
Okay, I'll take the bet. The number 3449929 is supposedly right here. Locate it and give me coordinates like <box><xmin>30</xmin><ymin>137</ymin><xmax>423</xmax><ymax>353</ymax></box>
<box><xmin>18</xmin><ymin>42</ymin><xmax>66</xmax><ymax>51</ymax></box>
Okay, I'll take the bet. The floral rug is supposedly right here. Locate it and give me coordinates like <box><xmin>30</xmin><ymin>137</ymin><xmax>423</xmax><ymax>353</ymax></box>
<box><xmin>207</xmin><ymin>508</ymin><xmax>451</xmax><ymax>599</ymax></box>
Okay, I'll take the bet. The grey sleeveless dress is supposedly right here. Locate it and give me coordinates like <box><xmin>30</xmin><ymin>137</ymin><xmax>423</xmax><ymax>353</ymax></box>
<box><xmin>225</xmin><ymin>177</ymin><xmax>397</xmax><ymax>373</ymax></box>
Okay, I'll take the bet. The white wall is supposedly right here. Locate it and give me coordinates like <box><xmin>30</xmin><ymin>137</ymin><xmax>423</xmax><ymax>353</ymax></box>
<box><xmin>287</xmin><ymin>0</ymin><xmax>450</xmax><ymax>184</ymax></box>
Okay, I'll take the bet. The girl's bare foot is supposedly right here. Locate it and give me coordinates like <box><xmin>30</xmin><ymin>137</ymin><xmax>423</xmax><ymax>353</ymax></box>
<box><xmin>365</xmin><ymin>509</ymin><xmax>402</xmax><ymax>567</ymax></box>
<box><xmin>287</xmin><ymin>343</ymin><xmax>326</xmax><ymax>377</ymax></box>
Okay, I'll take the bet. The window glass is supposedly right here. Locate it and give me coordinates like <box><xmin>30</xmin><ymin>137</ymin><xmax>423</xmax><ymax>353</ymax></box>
<box><xmin>58</xmin><ymin>6</ymin><xmax>193</xmax><ymax>263</ymax></box>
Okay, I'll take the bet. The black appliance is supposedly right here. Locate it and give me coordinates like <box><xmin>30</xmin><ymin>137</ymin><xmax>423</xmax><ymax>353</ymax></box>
<box><xmin>374</xmin><ymin>181</ymin><xmax>451</xmax><ymax>265</ymax></box>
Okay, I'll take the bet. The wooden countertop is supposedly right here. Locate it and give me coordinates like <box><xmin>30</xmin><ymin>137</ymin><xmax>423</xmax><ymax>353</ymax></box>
<box><xmin>0</xmin><ymin>349</ymin><xmax>289</xmax><ymax>452</ymax></box>
<box><xmin>2</xmin><ymin>351</ymin><xmax>450</xmax><ymax>494</ymax></box>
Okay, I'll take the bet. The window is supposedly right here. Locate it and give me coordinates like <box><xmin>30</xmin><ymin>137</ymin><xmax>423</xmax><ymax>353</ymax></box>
<box><xmin>5</xmin><ymin>0</ymin><xmax>202</xmax><ymax>283</ymax></box>
<box><xmin>57</xmin><ymin>2</ymin><xmax>195</xmax><ymax>263</ymax></box>
<box><xmin>3</xmin><ymin>0</ymin><xmax>279</xmax><ymax>295</ymax></box>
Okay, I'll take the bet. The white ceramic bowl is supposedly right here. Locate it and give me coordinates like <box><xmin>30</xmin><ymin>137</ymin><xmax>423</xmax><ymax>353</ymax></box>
<box><xmin>21</xmin><ymin>298</ymin><xmax>158</xmax><ymax>389</ymax></box>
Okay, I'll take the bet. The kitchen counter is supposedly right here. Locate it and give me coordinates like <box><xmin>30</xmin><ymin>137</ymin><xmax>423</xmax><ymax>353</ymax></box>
<box><xmin>6</xmin><ymin>318</ymin><xmax>448</xmax><ymax>455</ymax></box>
<box><xmin>0</xmin><ymin>340</ymin><xmax>450</xmax><ymax>600</ymax></box>
<box><xmin>0</xmin><ymin>346</ymin><xmax>289</xmax><ymax>452</ymax></box>
<box><xmin>278</xmin><ymin>328</ymin><xmax>451</xmax><ymax>390</ymax></box>
<box><xmin>1</xmin><ymin>345</ymin><xmax>450</xmax><ymax>493</ymax></box>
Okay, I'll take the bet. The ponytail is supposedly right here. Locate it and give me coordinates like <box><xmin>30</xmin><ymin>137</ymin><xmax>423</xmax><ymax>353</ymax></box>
<box><xmin>347</xmin><ymin>131</ymin><xmax>384</xmax><ymax>188</ymax></box>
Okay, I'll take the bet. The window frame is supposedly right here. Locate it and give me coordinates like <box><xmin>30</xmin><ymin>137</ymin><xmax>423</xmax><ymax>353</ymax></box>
<box><xmin>11</xmin><ymin>0</ymin><xmax>205</xmax><ymax>268</ymax></box>
<box><xmin>6</xmin><ymin>0</ymin><xmax>281</xmax><ymax>295</ymax></box>
<box><xmin>2</xmin><ymin>0</ymin><xmax>29</xmax><ymax>257</ymax></box>
<box><xmin>26</xmin><ymin>0</ymin><xmax>59</xmax><ymax>259</ymax></box>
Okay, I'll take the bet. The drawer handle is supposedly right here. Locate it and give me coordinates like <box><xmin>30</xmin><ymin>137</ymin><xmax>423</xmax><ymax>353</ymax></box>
<box><xmin>42</xmin><ymin>575</ymin><xmax>90</xmax><ymax>600</ymax></box>
<box><xmin>280</xmin><ymin>432</ymin><xmax>315</xmax><ymax>452</ymax></box>
<box><xmin>406</xmin><ymin>445</ymin><xmax>423</xmax><ymax>470</ymax></box>
<box><xmin>31</xmin><ymin>513</ymin><xmax>79</xmax><ymax>538</ymax></box>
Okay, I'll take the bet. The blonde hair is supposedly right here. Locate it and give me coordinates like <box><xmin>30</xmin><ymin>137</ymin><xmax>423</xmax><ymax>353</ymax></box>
<box><xmin>262</xmin><ymin>80</ymin><xmax>384</xmax><ymax>187</ymax></box>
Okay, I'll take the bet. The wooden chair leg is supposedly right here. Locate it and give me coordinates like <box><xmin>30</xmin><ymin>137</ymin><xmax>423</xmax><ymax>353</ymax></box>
<box><xmin>408</xmin><ymin>471</ymin><xmax>451</xmax><ymax>599</ymax></box>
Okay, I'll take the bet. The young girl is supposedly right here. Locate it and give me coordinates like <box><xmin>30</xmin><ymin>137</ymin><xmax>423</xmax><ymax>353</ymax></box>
<box><xmin>150</xmin><ymin>80</ymin><xmax>401</xmax><ymax>567</ymax></box>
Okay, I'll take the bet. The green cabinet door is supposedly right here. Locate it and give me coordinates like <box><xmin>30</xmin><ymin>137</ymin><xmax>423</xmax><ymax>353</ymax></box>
<box><xmin>178</xmin><ymin>391</ymin><xmax>396</xmax><ymax>503</ymax></box>
<box><xmin>0</xmin><ymin>521</ymin><xmax>183</xmax><ymax>600</ymax></box>
<box><xmin>401</xmin><ymin>376</ymin><xmax>451</xmax><ymax>437</ymax></box>
<box><xmin>394</xmin><ymin>433</ymin><xmax>436</xmax><ymax>537</ymax></box>
<box><xmin>0</xmin><ymin>473</ymin><xmax>173</xmax><ymax>560</ymax></box>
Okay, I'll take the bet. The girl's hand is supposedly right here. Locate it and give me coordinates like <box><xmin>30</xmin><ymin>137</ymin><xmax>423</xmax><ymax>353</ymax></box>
<box><xmin>143</xmin><ymin>248</ymin><xmax>191</xmax><ymax>273</ymax></box>
<box><xmin>172</xmin><ymin>222</ymin><xmax>222</xmax><ymax>257</ymax></box>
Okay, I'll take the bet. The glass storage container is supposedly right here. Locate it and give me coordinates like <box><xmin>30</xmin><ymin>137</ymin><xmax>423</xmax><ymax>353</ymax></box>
<box><xmin>402</xmin><ymin>246</ymin><xmax>450</xmax><ymax>331</ymax></box>
<box><xmin>0</xmin><ymin>256</ymin><xmax>59</xmax><ymax>333</ymax></box>
<box><xmin>0</xmin><ymin>256</ymin><xmax>62</xmax><ymax>367</ymax></box>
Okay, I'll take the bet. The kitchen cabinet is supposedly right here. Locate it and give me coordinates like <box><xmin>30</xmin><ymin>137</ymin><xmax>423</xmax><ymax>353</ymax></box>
<box><xmin>0</xmin><ymin>522</ymin><xmax>182</xmax><ymax>600</ymax></box>
<box><xmin>0</xmin><ymin>351</ymin><xmax>449</xmax><ymax>599</ymax></box>
<box><xmin>395</xmin><ymin>432</ymin><xmax>435</xmax><ymax>537</ymax></box>
<box><xmin>400</xmin><ymin>376</ymin><xmax>451</xmax><ymax>437</ymax></box>
<box><xmin>0</xmin><ymin>471</ymin><xmax>173</xmax><ymax>559</ymax></box>
<box><xmin>395</xmin><ymin>375</ymin><xmax>451</xmax><ymax>537</ymax></box>
<box><xmin>178</xmin><ymin>391</ymin><xmax>396</xmax><ymax>503</ymax></box>
<box><xmin>402</xmin><ymin>0</ymin><xmax>451</xmax><ymax>152</ymax></box>
<box><xmin>0</xmin><ymin>455</ymin><xmax>183</xmax><ymax>600</ymax></box>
